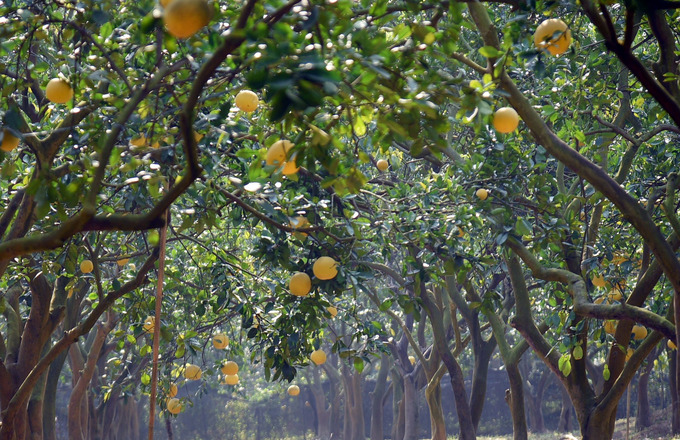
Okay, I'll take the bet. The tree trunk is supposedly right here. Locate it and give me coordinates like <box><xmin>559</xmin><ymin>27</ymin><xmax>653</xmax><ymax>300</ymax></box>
<box><xmin>42</xmin><ymin>348</ymin><xmax>69</xmax><ymax>440</ymax></box>
<box><xmin>580</xmin><ymin>406</ymin><xmax>617</xmax><ymax>440</ymax></box>
<box><xmin>522</xmin><ymin>364</ymin><xmax>548</xmax><ymax>434</ymax></box>
<box><xmin>402</xmin><ymin>374</ymin><xmax>418</xmax><ymax>440</ymax></box>
<box><xmin>27</xmin><ymin>395</ymin><xmax>44</xmax><ymax>440</ymax></box>
<box><xmin>468</xmin><ymin>340</ymin><xmax>495</xmax><ymax>430</ymax></box>
<box><xmin>310</xmin><ymin>368</ymin><xmax>332</xmax><ymax>440</ymax></box>
<box><xmin>636</xmin><ymin>348</ymin><xmax>658</xmax><ymax>431</ymax></box>
<box><xmin>392</xmin><ymin>373</ymin><xmax>405</xmax><ymax>440</ymax></box>
<box><xmin>505</xmin><ymin>363</ymin><xmax>528</xmax><ymax>440</ymax></box>
<box><xmin>68</xmin><ymin>320</ymin><xmax>111</xmax><ymax>440</ymax></box>
<box><xmin>351</xmin><ymin>371</ymin><xmax>366</xmax><ymax>440</ymax></box>
<box><xmin>165</xmin><ymin>413</ymin><xmax>174</xmax><ymax>440</ymax></box>
<box><xmin>671</xmin><ymin>349</ymin><xmax>680</xmax><ymax>434</ymax></box>
<box><xmin>370</xmin><ymin>354</ymin><xmax>389</xmax><ymax>440</ymax></box>
<box><xmin>417</xmin><ymin>278</ymin><xmax>475</xmax><ymax>440</ymax></box>
<box><xmin>424</xmin><ymin>374</ymin><xmax>446</xmax><ymax>440</ymax></box>
<box><xmin>557</xmin><ymin>383</ymin><xmax>574</xmax><ymax>433</ymax></box>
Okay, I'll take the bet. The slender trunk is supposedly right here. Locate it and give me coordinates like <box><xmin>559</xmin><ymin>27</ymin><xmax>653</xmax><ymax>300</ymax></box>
<box><xmin>311</xmin><ymin>369</ymin><xmax>332</xmax><ymax>440</ymax></box>
<box><xmin>27</xmin><ymin>397</ymin><xmax>44</xmax><ymax>440</ymax></box>
<box><xmin>370</xmin><ymin>354</ymin><xmax>389</xmax><ymax>440</ymax></box>
<box><xmin>165</xmin><ymin>414</ymin><xmax>174</xmax><ymax>440</ymax></box>
<box><xmin>351</xmin><ymin>371</ymin><xmax>366</xmax><ymax>440</ymax></box>
<box><xmin>43</xmin><ymin>349</ymin><xmax>69</xmax><ymax>440</ymax></box>
<box><xmin>469</xmin><ymin>342</ymin><xmax>495</xmax><ymax>429</ymax></box>
<box><xmin>344</xmin><ymin>394</ymin><xmax>353</xmax><ymax>439</ymax></box>
<box><xmin>342</xmin><ymin>365</ymin><xmax>354</xmax><ymax>440</ymax></box>
<box><xmin>636</xmin><ymin>349</ymin><xmax>657</xmax><ymax>431</ymax></box>
<box><xmin>329</xmin><ymin>385</ymin><xmax>342</xmax><ymax>439</ymax></box>
<box><xmin>671</xmin><ymin>350</ymin><xmax>680</xmax><ymax>434</ymax></box>
<box><xmin>130</xmin><ymin>399</ymin><xmax>140</xmax><ymax>440</ymax></box>
<box><xmin>392</xmin><ymin>373</ymin><xmax>405</xmax><ymax>440</ymax></box>
<box><xmin>505</xmin><ymin>363</ymin><xmax>528</xmax><ymax>440</ymax></box>
<box><xmin>417</xmin><ymin>279</ymin><xmax>475</xmax><ymax>440</ymax></box>
<box><xmin>28</xmin><ymin>349</ymin><xmax>49</xmax><ymax>440</ymax></box>
<box><xmin>557</xmin><ymin>384</ymin><xmax>574</xmax><ymax>433</ymax></box>
<box><xmin>442</xmin><ymin>357</ymin><xmax>476</xmax><ymax>440</ymax></box>
<box><xmin>523</xmin><ymin>367</ymin><xmax>548</xmax><ymax>433</ymax></box>
<box><xmin>424</xmin><ymin>375</ymin><xmax>446</xmax><ymax>440</ymax></box>
<box><xmin>402</xmin><ymin>374</ymin><xmax>418</xmax><ymax>440</ymax></box>
<box><xmin>68</xmin><ymin>322</ymin><xmax>110</xmax><ymax>440</ymax></box>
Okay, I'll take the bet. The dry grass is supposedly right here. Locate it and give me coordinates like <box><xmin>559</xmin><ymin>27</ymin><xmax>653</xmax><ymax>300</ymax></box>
<box><xmin>475</xmin><ymin>407</ymin><xmax>680</xmax><ymax>440</ymax></box>
<box><xmin>476</xmin><ymin>435</ymin><xmax>578</xmax><ymax>440</ymax></box>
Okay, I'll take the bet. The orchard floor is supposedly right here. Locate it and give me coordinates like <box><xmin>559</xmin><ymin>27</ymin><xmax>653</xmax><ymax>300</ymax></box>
<box><xmin>475</xmin><ymin>407</ymin><xmax>679</xmax><ymax>440</ymax></box>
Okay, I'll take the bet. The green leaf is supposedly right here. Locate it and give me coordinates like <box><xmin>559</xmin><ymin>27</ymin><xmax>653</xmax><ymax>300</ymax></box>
<box><xmin>354</xmin><ymin>357</ymin><xmax>364</xmax><ymax>373</ymax></box>
<box><xmin>515</xmin><ymin>218</ymin><xmax>532</xmax><ymax>236</ymax></box>
<box><xmin>559</xmin><ymin>354</ymin><xmax>572</xmax><ymax>377</ymax></box>
<box><xmin>479</xmin><ymin>46</ymin><xmax>501</xmax><ymax>58</ymax></box>
<box><xmin>379</xmin><ymin>299</ymin><xmax>393</xmax><ymax>311</ymax></box>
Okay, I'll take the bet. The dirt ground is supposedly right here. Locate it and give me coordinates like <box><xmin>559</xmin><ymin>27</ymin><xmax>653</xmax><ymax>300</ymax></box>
<box><xmin>477</xmin><ymin>406</ymin><xmax>679</xmax><ymax>440</ymax></box>
<box><xmin>612</xmin><ymin>407</ymin><xmax>678</xmax><ymax>440</ymax></box>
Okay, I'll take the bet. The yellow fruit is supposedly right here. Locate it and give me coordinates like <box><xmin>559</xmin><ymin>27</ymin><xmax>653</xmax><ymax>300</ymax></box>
<box><xmin>289</xmin><ymin>272</ymin><xmax>312</xmax><ymax>297</ymax></box>
<box><xmin>80</xmin><ymin>259</ymin><xmax>94</xmax><ymax>274</ymax></box>
<box><xmin>313</xmin><ymin>256</ymin><xmax>338</xmax><ymax>280</ymax></box>
<box><xmin>287</xmin><ymin>385</ymin><xmax>300</xmax><ymax>396</ymax></box>
<box><xmin>117</xmin><ymin>258</ymin><xmax>129</xmax><ymax>266</ymax></box>
<box><xmin>592</xmin><ymin>275</ymin><xmax>606</xmax><ymax>288</ymax></box>
<box><xmin>163</xmin><ymin>0</ymin><xmax>211</xmax><ymax>39</ymax></box>
<box><xmin>632</xmin><ymin>325</ymin><xmax>647</xmax><ymax>340</ymax></box>
<box><xmin>221</xmin><ymin>360</ymin><xmax>239</xmax><ymax>376</ymax></box>
<box><xmin>167</xmin><ymin>398</ymin><xmax>182</xmax><ymax>415</ymax></box>
<box><xmin>594</xmin><ymin>296</ymin><xmax>608</xmax><ymax>305</ymax></box>
<box><xmin>184</xmin><ymin>364</ymin><xmax>202</xmax><ymax>380</ymax></box>
<box><xmin>1</xmin><ymin>130</ymin><xmax>20</xmax><ymax>152</ymax></box>
<box><xmin>669</xmin><ymin>340</ymin><xmax>677</xmax><ymax>350</ymax></box>
<box><xmin>223</xmin><ymin>374</ymin><xmax>239</xmax><ymax>385</ymax></box>
<box><xmin>45</xmin><ymin>78</ymin><xmax>73</xmax><ymax>104</ymax></box>
<box><xmin>475</xmin><ymin>188</ymin><xmax>489</xmax><ymax>201</ymax></box>
<box><xmin>607</xmin><ymin>290</ymin><xmax>623</xmax><ymax>302</ymax></box>
<box><xmin>376</xmin><ymin>159</ymin><xmax>389</xmax><ymax>172</ymax></box>
<box><xmin>168</xmin><ymin>383</ymin><xmax>178</xmax><ymax>398</ymax></box>
<box><xmin>604</xmin><ymin>320</ymin><xmax>616</xmax><ymax>335</ymax></box>
<box><xmin>143</xmin><ymin>316</ymin><xmax>155</xmax><ymax>333</ymax></box>
<box><xmin>310</xmin><ymin>349</ymin><xmax>326</xmax><ymax>365</ymax></box>
<box><xmin>130</xmin><ymin>136</ymin><xmax>146</xmax><ymax>147</ymax></box>
<box><xmin>534</xmin><ymin>19</ymin><xmax>572</xmax><ymax>56</ymax></box>
<box><xmin>213</xmin><ymin>333</ymin><xmax>229</xmax><ymax>349</ymax></box>
<box><xmin>611</xmin><ymin>252</ymin><xmax>627</xmax><ymax>266</ymax></box>
<box><xmin>327</xmin><ymin>306</ymin><xmax>338</xmax><ymax>317</ymax></box>
<box><xmin>290</xmin><ymin>216</ymin><xmax>310</xmax><ymax>238</ymax></box>
<box><xmin>492</xmin><ymin>107</ymin><xmax>519</xmax><ymax>134</ymax></box>
<box><xmin>266</xmin><ymin>140</ymin><xmax>299</xmax><ymax>176</ymax></box>
<box><xmin>235</xmin><ymin>90</ymin><xmax>259</xmax><ymax>113</ymax></box>
<box><xmin>408</xmin><ymin>355</ymin><xmax>416</xmax><ymax>365</ymax></box>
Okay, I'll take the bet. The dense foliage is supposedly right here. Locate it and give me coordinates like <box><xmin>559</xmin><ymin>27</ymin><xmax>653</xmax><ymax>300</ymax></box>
<box><xmin>0</xmin><ymin>0</ymin><xmax>679</xmax><ymax>439</ymax></box>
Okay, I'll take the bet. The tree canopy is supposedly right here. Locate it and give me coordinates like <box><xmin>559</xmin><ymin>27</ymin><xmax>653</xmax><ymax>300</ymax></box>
<box><xmin>0</xmin><ymin>0</ymin><xmax>679</xmax><ymax>439</ymax></box>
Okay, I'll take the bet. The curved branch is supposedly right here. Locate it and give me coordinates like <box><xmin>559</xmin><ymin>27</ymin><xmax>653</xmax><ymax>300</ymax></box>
<box><xmin>581</xmin><ymin>0</ymin><xmax>680</xmax><ymax>126</ymax></box>
<box><xmin>506</xmin><ymin>237</ymin><xmax>675</xmax><ymax>338</ymax></box>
